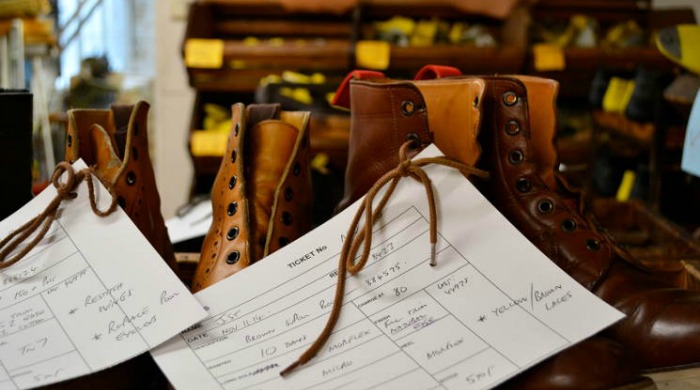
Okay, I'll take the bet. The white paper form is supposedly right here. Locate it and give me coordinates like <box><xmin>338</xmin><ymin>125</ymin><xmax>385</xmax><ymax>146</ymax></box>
<box><xmin>152</xmin><ymin>145</ymin><xmax>624</xmax><ymax>390</ymax></box>
<box><xmin>0</xmin><ymin>160</ymin><xmax>207</xmax><ymax>389</ymax></box>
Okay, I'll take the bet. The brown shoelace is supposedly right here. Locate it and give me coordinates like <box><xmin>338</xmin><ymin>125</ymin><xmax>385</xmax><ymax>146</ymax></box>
<box><xmin>0</xmin><ymin>161</ymin><xmax>118</xmax><ymax>269</ymax></box>
<box><xmin>280</xmin><ymin>142</ymin><xmax>489</xmax><ymax>376</ymax></box>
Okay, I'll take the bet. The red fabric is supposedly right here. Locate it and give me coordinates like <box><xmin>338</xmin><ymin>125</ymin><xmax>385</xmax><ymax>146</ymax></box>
<box><xmin>332</xmin><ymin>70</ymin><xmax>385</xmax><ymax>109</ymax></box>
<box><xmin>413</xmin><ymin>65</ymin><xmax>462</xmax><ymax>80</ymax></box>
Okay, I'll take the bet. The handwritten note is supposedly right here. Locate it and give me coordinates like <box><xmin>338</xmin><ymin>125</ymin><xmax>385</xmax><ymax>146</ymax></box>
<box><xmin>152</xmin><ymin>145</ymin><xmax>623</xmax><ymax>390</ymax></box>
<box><xmin>0</xmin><ymin>160</ymin><xmax>207</xmax><ymax>389</ymax></box>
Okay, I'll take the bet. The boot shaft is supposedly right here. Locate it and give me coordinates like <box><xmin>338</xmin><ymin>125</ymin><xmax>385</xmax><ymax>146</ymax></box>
<box><xmin>192</xmin><ymin>104</ymin><xmax>312</xmax><ymax>292</ymax></box>
<box><xmin>65</xmin><ymin>102</ymin><xmax>178</xmax><ymax>272</ymax></box>
<box><xmin>339</xmin><ymin>76</ymin><xmax>485</xmax><ymax>210</ymax></box>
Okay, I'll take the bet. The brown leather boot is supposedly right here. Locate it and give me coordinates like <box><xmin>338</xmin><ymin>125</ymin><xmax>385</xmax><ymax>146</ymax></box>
<box><xmin>191</xmin><ymin>103</ymin><xmax>312</xmax><ymax>292</ymax></box>
<box><xmin>472</xmin><ymin>74</ymin><xmax>700</xmax><ymax>371</ymax></box>
<box><xmin>65</xmin><ymin>102</ymin><xmax>178</xmax><ymax>273</ymax></box>
<box><xmin>333</xmin><ymin>72</ymin><xmax>653</xmax><ymax>389</ymax></box>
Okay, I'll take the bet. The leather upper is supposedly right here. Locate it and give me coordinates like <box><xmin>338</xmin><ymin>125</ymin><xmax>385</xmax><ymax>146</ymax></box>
<box><xmin>475</xmin><ymin>76</ymin><xmax>700</xmax><ymax>370</ymax></box>
<box><xmin>66</xmin><ymin>102</ymin><xmax>178</xmax><ymax>273</ymax></box>
<box><xmin>337</xmin><ymin>77</ymin><xmax>485</xmax><ymax>211</ymax></box>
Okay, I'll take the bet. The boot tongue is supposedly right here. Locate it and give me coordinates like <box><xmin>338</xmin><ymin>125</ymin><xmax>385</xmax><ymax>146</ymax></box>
<box><xmin>413</xmin><ymin>78</ymin><xmax>485</xmax><ymax>166</ymax></box>
<box><xmin>246</xmin><ymin>104</ymin><xmax>281</xmax><ymax>127</ymax></box>
<box><xmin>247</xmin><ymin>106</ymin><xmax>298</xmax><ymax>261</ymax></box>
<box><xmin>111</xmin><ymin>104</ymin><xmax>135</xmax><ymax>160</ymax></box>
<box><xmin>88</xmin><ymin>124</ymin><xmax>122</xmax><ymax>184</ymax></box>
<box><xmin>514</xmin><ymin>76</ymin><xmax>560</xmax><ymax>190</ymax></box>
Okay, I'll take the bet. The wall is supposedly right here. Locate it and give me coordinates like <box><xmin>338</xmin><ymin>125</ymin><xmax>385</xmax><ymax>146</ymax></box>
<box><xmin>153</xmin><ymin>0</ymin><xmax>194</xmax><ymax>218</ymax></box>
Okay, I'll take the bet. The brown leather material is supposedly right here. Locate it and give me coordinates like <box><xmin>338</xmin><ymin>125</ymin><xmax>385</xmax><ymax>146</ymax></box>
<box><xmin>336</xmin><ymin>74</ymin><xmax>649</xmax><ymax>388</ymax></box>
<box><xmin>502</xmin><ymin>336</ymin><xmax>646</xmax><ymax>390</ymax></box>
<box><xmin>337</xmin><ymin>77</ymin><xmax>485</xmax><ymax>211</ymax></box>
<box><xmin>192</xmin><ymin>104</ymin><xmax>312</xmax><ymax>292</ymax></box>
<box><xmin>66</xmin><ymin>102</ymin><xmax>178</xmax><ymax>274</ymax></box>
<box><xmin>474</xmin><ymin>76</ymin><xmax>700</xmax><ymax>370</ymax></box>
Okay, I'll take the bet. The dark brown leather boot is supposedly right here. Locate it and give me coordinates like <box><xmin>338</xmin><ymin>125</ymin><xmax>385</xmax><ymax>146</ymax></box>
<box><xmin>472</xmin><ymin>74</ymin><xmax>700</xmax><ymax>371</ymax></box>
<box><xmin>333</xmin><ymin>72</ymin><xmax>653</xmax><ymax>389</ymax></box>
<box><xmin>191</xmin><ymin>103</ymin><xmax>312</xmax><ymax>292</ymax></box>
<box><xmin>66</xmin><ymin>102</ymin><xmax>178</xmax><ymax>273</ymax></box>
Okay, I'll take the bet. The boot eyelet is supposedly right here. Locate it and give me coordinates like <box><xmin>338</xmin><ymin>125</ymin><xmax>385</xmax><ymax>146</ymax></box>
<box><xmin>226</xmin><ymin>251</ymin><xmax>240</xmax><ymax>264</ymax></box>
<box><xmin>293</xmin><ymin>162</ymin><xmax>301</xmax><ymax>176</ymax></box>
<box><xmin>561</xmin><ymin>219</ymin><xmax>577</xmax><ymax>232</ymax></box>
<box><xmin>234</xmin><ymin>123</ymin><xmax>240</xmax><ymax>136</ymax></box>
<box><xmin>406</xmin><ymin>133</ymin><xmax>420</xmax><ymax>149</ymax></box>
<box><xmin>279</xmin><ymin>237</ymin><xmax>290</xmax><ymax>247</ymax></box>
<box><xmin>282</xmin><ymin>212</ymin><xmax>293</xmax><ymax>226</ymax></box>
<box><xmin>117</xmin><ymin>196</ymin><xmax>127</xmax><ymax>209</ymax></box>
<box><xmin>230</xmin><ymin>149</ymin><xmax>237</xmax><ymax>163</ymax></box>
<box><xmin>473</xmin><ymin>96</ymin><xmax>479</xmax><ymax>108</ymax></box>
<box><xmin>228</xmin><ymin>175</ymin><xmax>237</xmax><ymax>189</ymax></box>
<box><xmin>132</xmin><ymin>147</ymin><xmax>139</xmax><ymax>161</ymax></box>
<box><xmin>516</xmin><ymin>177</ymin><xmax>531</xmax><ymax>193</ymax></box>
<box><xmin>537</xmin><ymin>199</ymin><xmax>554</xmax><ymax>214</ymax></box>
<box><xmin>67</xmin><ymin>134</ymin><xmax>73</xmax><ymax>147</ymax></box>
<box><xmin>505</xmin><ymin>120</ymin><xmax>520</xmax><ymax>135</ymax></box>
<box><xmin>586</xmin><ymin>239</ymin><xmax>601</xmax><ymax>251</ymax></box>
<box><xmin>508</xmin><ymin>150</ymin><xmax>524</xmax><ymax>164</ymax></box>
<box><xmin>227</xmin><ymin>201</ymin><xmax>238</xmax><ymax>216</ymax></box>
<box><xmin>126</xmin><ymin>171</ymin><xmax>136</xmax><ymax>186</ymax></box>
<box><xmin>226</xmin><ymin>227</ymin><xmax>239</xmax><ymax>240</ymax></box>
<box><xmin>284</xmin><ymin>187</ymin><xmax>293</xmax><ymax>201</ymax></box>
<box><xmin>401</xmin><ymin>100</ymin><xmax>415</xmax><ymax>116</ymax></box>
<box><xmin>503</xmin><ymin>91</ymin><xmax>518</xmax><ymax>106</ymax></box>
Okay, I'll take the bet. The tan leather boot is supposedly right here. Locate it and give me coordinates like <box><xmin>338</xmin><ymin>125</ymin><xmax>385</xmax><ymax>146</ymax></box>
<box><xmin>332</xmin><ymin>70</ymin><xmax>654</xmax><ymax>389</ymax></box>
<box><xmin>65</xmin><ymin>102</ymin><xmax>178</xmax><ymax>273</ymax></box>
<box><xmin>191</xmin><ymin>103</ymin><xmax>312</xmax><ymax>292</ymax></box>
<box><xmin>472</xmin><ymin>74</ymin><xmax>700</xmax><ymax>371</ymax></box>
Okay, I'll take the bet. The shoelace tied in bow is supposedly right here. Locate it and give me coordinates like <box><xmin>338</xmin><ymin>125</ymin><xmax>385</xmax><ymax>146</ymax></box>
<box><xmin>280</xmin><ymin>141</ymin><xmax>489</xmax><ymax>376</ymax></box>
<box><xmin>0</xmin><ymin>161</ymin><xmax>118</xmax><ymax>269</ymax></box>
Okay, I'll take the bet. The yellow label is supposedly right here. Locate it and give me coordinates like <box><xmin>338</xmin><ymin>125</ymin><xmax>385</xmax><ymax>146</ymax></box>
<box><xmin>602</xmin><ymin>77</ymin><xmax>636</xmax><ymax>113</ymax></box>
<box><xmin>616</xmin><ymin>170</ymin><xmax>637</xmax><ymax>201</ymax></box>
<box><xmin>184</xmin><ymin>39</ymin><xmax>224</xmax><ymax>69</ymax></box>
<box><xmin>190</xmin><ymin>131</ymin><xmax>228</xmax><ymax>157</ymax></box>
<box><xmin>533</xmin><ymin>44</ymin><xmax>566</xmax><ymax>72</ymax></box>
<box><xmin>356</xmin><ymin>40</ymin><xmax>391</xmax><ymax>70</ymax></box>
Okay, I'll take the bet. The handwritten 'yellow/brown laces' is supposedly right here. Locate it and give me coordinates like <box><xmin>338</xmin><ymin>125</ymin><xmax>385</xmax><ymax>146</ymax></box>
<box><xmin>280</xmin><ymin>141</ymin><xmax>489</xmax><ymax>376</ymax></box>
<box><xmin>0</xmin><ymin>162</ymin><xmax>118</xmax><ymax>269</ymax></box>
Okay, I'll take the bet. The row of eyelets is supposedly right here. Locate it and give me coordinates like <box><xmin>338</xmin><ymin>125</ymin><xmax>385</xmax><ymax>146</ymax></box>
<box><xmin>516</xmin><ymin>177</ymin><xmax>531</xmax><ymax>193</ymax></box>
<box><xmin>227</xmin><ymin>119</ymin><xmax>241</xmax><ymax>264</ymax></box>
<box><xmin>586</xmin><ymin>238</ymin><xmax>601</xmax><ymax>251</ymax></box>
<box><xmin>561</xmin><ymin>219</ymin><xmax>577</xmax><ymax>232</ymax></box>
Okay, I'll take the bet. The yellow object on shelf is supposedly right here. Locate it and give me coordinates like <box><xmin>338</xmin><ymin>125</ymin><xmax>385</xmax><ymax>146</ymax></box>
<box><xmin>602</xmin><ymin>77</ymin><xmax>636</xmax><ymax>113</ymax></box>
<box><xmin>616</xmin><ymin>170</ymin><xmax>637</xmax><ymax>202</ymax></box>
<box><xmin>656</xmin><ymin>25</ymin><xmax>700</xmax><ymax>75</ymax></box>
<box><xmin>191</xmin><ymin>131</ymin><xmax>229</xmax><ymax>157</ymax></box>
<box><xmin>185</xmin><ymin>39</ymin><xmax>224</xmax><ymax>69</ymax></box>
<box><xmin>355</xmin><ymin>40</ymin><xmax>391</xmax><ymax>70</ymax></box>
<box><xmin>533</xmin><ymin>43</ymin><xmax>566</xmax><ymax>72</ymax></box>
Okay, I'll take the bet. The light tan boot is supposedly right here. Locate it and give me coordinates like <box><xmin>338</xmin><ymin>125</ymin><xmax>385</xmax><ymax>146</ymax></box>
<box><xmin>192</xmin><ymin>103</ymin><xmax>312</xmax><ymax>292</ymax></box>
